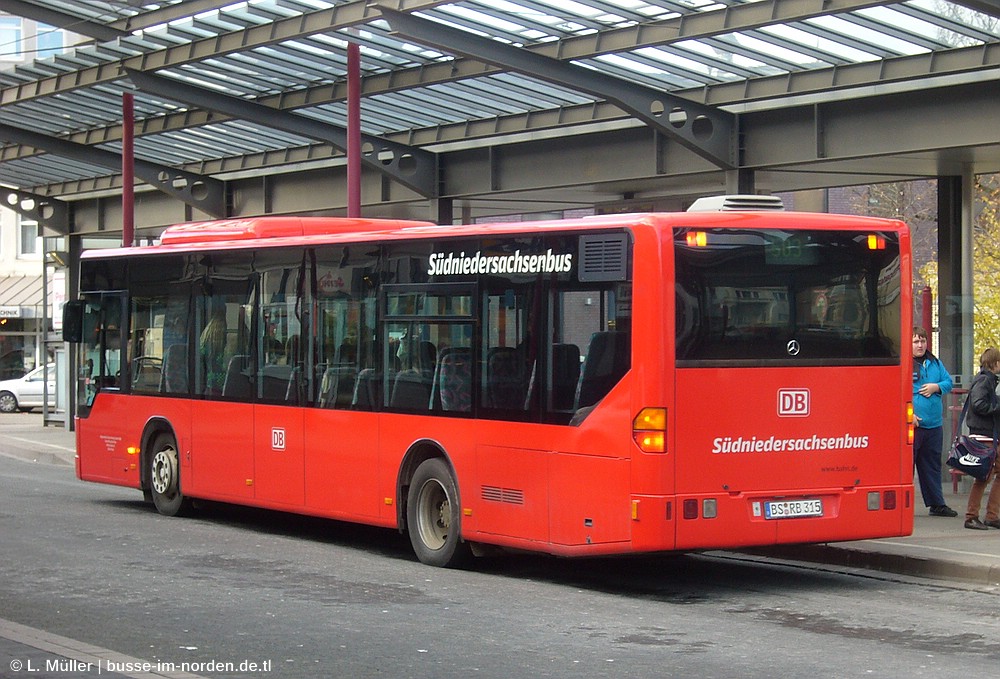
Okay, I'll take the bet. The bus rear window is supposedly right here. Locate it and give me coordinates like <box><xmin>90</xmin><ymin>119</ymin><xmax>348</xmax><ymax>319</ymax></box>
<box><xmin>674</xmin><ymin>228</ymin><xmax>901</xmax><ymax>366</ymax></box>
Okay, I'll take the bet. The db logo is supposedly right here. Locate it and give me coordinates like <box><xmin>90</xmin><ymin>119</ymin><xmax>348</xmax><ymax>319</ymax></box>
<box><xmin>778</xmin><ymin>388</ymin><xmax>810</xmax><ymax>417</ymax></box>
<box><xmin>272</xmin><ymin>427</ymin><xmax>286</xmax><ymax>451</ymax></box>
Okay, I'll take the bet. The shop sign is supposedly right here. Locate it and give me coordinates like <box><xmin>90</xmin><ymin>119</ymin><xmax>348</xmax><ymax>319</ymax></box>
<box><xmin>0</xmin><ymin>306</ymin><xmax>21</xmax><ymax>319</ymax></box>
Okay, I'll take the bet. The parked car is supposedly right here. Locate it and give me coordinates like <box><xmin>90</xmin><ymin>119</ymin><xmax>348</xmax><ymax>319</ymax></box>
<box><xmin>0</xmin><ymin>364</ymin><xmax>55</xmax><ymax>413</ymax></box>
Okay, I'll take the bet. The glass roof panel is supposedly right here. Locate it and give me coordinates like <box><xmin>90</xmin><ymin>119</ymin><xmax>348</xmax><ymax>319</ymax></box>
<box><xmin>440</xmin><ymin>4</ymin><xmax>565</xmax><ymax>38</ymax></box>
<box><xmin>758</xmin><ymin>23</ymin><xmax>880</xmax><ymax>63</ymax></box>
<box><xmin>862</xmin><ymin>5</ymin><xmax>995</xmax><ymax>47</ymax></box>
<box><xmin>641</xmin><ymin>43</ymin><xmax>761</xmax><ymax>79</ymax></box>
<box><xmin>795</xmin><ymin>17</ymin><xmax>920</xmax><ymax>56</ymax></box>
<box><xmin>675</xmin><ymin>39</ymin><xmax>774</xmax><ymax>75</ymax></box>
<box><xmin>40</xmin><ymin>0</ymin><xmax>148</xmax><ymax>23</ymax></box>
<box><xmin>0</xmin><ymin>0</ymin><xmax>998</xmax><ymax>193</ymax></box>
<box><xmin>905</xmin><ymin>0</ymin><xmax>1000</xmax><ymax>41</ymax></box>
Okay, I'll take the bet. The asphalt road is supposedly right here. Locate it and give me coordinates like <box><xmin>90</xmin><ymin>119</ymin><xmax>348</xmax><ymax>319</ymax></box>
<box><xmin>1</xmin><ymin>426</ymin><xmax>999</xmax><ymax>678</ymax></box>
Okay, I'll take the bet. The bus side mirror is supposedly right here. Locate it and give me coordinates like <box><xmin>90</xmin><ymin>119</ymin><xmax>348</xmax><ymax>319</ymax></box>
<box><xmin>62</xmin><ymin>300</ymin><xmax>84</xmax><ymax>343</ymax></box>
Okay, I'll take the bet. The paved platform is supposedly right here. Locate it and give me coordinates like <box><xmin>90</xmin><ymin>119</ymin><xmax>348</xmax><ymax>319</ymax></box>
<box><xmin>3</xmin><ymin>414</ymin><xmax>999</xmax><ymax>587</ymax></box>
<box><xmin>750</xmin><ymin>486</ymin><xmax>1000</xmax><ymax>587</ymax></box>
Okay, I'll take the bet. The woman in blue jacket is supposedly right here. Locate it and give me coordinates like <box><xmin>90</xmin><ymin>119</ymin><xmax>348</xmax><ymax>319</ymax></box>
<box><xmin>912</xmin><ymin>327</ymin><xmax>957</xmax><ymax>517</ymax></box>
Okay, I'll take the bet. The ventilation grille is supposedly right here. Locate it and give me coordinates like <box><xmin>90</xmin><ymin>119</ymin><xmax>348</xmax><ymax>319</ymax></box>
<box><xmin>686</xmin><ymin>195</ymin><xmax>785</xmax><ymax>212</ymax></box>
<box><xmin>579</xmin><ymin>234</ymin><xmax>628</xmax><ymax>282</ymax></box>
<box><xmin>482</xmin><ymin>486</ymin><xmax>525</xmax><ymax>505</ymax></box>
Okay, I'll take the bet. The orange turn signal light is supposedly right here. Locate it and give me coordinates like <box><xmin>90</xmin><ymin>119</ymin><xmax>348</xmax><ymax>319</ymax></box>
<box><xmin>633</xmin><ymin>407</ymin><xmax>667</xmax><ymax>453</ymax></box>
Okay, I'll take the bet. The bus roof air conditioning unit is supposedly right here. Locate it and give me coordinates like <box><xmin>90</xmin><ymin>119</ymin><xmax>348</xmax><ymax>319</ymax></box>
<box><xmin>686</xmin><ymin>195</ymin><xmax>785</xmax><ymax>212</ymax></box>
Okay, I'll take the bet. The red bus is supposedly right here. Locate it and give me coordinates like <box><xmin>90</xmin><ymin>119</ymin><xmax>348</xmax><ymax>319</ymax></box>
<box><xmin>65</xmin><ymin>197</ymin><xmax>914</xmax><ymax>567</ymax></box>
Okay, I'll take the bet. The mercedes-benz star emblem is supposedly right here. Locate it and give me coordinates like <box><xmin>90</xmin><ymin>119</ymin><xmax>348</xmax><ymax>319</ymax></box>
<box><xmin>786</xmin><ymin>339</ymin><xmax>801</xmax><ymax>356</ymax></box>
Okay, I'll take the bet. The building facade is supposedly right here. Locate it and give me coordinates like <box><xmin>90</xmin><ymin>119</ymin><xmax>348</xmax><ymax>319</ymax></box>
<box><xmin>0</xmin><ymin>14</ymin><xmax>76</xmax><ymax>379</ymax></box>
<box><xmin>0</xmin><ymin>206</ymin><xmax>46</xmax><ymax>379</ymax></box>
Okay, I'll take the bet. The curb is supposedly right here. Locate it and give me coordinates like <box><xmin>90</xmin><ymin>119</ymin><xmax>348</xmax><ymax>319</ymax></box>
<box><xmin>745</xmin><ymin>543</ymin><xmax>1000</xmax><ymax>588</ymax></box>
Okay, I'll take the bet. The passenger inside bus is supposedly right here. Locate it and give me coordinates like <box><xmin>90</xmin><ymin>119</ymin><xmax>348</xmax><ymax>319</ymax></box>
<box><xmin>199</xmin><ymin>306</ymin><xmax>229</xmax><ymax>396</ymax></box>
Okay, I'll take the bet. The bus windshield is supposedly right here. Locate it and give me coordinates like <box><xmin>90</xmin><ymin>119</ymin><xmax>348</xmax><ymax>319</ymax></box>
<box><xmin>674</xmin><ymin>228</ymin><xmax>901</xmax><ymax>365</ymax></box>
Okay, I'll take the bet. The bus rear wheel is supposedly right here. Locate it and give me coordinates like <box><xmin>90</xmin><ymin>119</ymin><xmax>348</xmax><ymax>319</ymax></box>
<box><xmin>148</xmin><ymin>433</ymin><xmax>189</xmax><ymax>517</ymax></box>
<box><xmin>406</xmin><ymin>458</ymin><xmax>471</xmax><ymax>568</ymax></box>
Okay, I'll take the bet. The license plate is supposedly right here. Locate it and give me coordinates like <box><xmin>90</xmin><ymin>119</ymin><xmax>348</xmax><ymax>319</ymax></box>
<box><xmin>764</xmin><ymin>499</ymin><xmax>823</xmax><ymax>519</ymax></box>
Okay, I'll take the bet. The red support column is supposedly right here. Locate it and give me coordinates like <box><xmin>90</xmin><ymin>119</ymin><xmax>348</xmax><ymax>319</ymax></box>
<box><xmin>346</xmin><ymin>42</ymin><xmax>361</xmax><ymax>218</ymax></box>
<box><xmin>921</xmin><ymin>286</ymin><xmax>933</xmax><ymax>345</ymax></box>
<box><xmin>122</xmin><ymin>92</ymin><xmax>135</xmax><ymax>247</ymax></box>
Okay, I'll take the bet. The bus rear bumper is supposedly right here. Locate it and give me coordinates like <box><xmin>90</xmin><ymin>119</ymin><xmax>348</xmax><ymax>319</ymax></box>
<box><xmin>634</xmin><ymin>485</ymin><xmax>914</xmax><ymax>552</ymax></box>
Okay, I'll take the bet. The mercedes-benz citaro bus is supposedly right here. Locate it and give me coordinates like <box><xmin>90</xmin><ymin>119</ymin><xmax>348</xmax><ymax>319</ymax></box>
<box><xmin>64</xmin><ymin>195</ymin><xmax>913</xmax><ymax>567</ymax></box>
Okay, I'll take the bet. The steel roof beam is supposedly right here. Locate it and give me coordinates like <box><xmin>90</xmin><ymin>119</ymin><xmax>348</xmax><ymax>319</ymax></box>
<box><xmin>0</xmin><ymin>123</ymin><xmax>225</xmax><ymax>217</ymax></box>
<box><xmin>35</xmin><ymin>142</ymin><xmax>343</xmax><ymax>197</ymax></box>
<box><xmin>125</xmin><ymin>68</ymin><xmax>437</xmax><ymax>197</ymax></box>
<box><xmin>0</xmin><ymin>185</ymin><xmax>69</xmax><ymax>235</ymax></box>
<box><xmin>4</xmin><ymin>37</ymin><xmax>999</xmax><ymax>168</ymax></box>
<box><xmin>0</xmin><ymin>0</ymin><xmax>129</xmax><ymax>43</ymax></box>
<box><xmin>379</xmin><ymin>7</ymin><xmax>736</xmax><ymax>168</ymax></box>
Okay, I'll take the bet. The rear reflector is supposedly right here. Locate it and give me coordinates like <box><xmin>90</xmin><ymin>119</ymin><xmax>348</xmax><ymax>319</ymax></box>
<box><xmin>883</xmin><ymin>491</ymin><xmax>897</xmax><ymax>510</ymax></box>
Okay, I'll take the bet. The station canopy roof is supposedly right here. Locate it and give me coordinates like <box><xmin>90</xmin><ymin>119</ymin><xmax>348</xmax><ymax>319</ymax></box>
<box><xmin>0</xmin><ymin>0</ymin><xmax>998</xmax><ymax>212</ymax></box>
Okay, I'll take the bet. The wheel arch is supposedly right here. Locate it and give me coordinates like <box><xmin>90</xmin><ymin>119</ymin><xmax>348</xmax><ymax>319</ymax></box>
<box><xmin>396</xmin><ymin>438</ymin><xmax>455</xmax><ymax>532</ymax></box>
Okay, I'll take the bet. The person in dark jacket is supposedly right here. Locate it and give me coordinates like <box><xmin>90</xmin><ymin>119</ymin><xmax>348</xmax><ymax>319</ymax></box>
<box><xmin>912</xmin><ymin>327</ymin><xmax>957</xmax><ymax>517</ymax></box>
<box><xmin>963</xmin><ymin>347</ymin><xmax>1000</xmax><ymax>530</ymax></box>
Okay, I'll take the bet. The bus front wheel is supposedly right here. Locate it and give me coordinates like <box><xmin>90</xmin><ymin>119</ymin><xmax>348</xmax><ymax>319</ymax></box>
<box><xmin>406</xmin><ymin>458</ymin><xmax>470</xmax><ymax>568</ymax></box>
<box><xmin>148</xmin><ymin>433</ymin><xmax>189</xmax><ymax>517</ymax></box>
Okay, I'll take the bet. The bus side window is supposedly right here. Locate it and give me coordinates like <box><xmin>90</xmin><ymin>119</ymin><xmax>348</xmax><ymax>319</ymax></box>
<box><xmin>550</xmin><ymin>285</ymin><xmax>631</xmax><ymax>423</ymax></box>
<box><xmin>222</xmin><ymin>354</ymin><xmax>252</xmax><ymax>399</ymax></box>
<box><xmin>160</xmin><ymin>343</ymin><xmax>189</xmax><ymax>394</ymax></box>
<box><xmin>313</xmin><ymin>245</ymin><xmax>378</xmax><ymax>409</ymax></box>
<box><xmin>432</xmin><ymin>347</ymin><xmax>472</xmax><ymax>412</ymax></box>
<box><xmin>129</xmin><ymin>294</ymin><xmax>186</xmax><ymax>394</ymax></box>
<box><xmin>550</xmin><ymin>343</ymin><xmax>580</xmax><ymax>411</ymax></box>
<box><xmin>574</xmin><ymin>330</ymin><xmax>630</xmax><ymax>410</ymax></box>
<box><xmin>259</xmin><ymin>305</ymin><xmax>300</xmax><ymax>404</ymax></box>
<box><xmin>78</xmin><ymin>294</ymin><xmax>125</xmax><ymax>406</ymax></box>
<box><xmin>352</xmin><ymin>368</ymin><xmax>381</xmax><ymax>410</ymax></box>
<box><xmin>482</xmin><ymin>289</ymin><xmax>533</xmax><ymax>420</ymax></box>
<box><xmin>484</xmin><ymin>346</ymin><xmax>527</xmax><ymax>409</ymax></box>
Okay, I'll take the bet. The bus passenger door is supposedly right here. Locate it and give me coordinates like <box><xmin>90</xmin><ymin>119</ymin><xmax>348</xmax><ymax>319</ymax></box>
<box><xmin>253</xmin><ymin>257</ymin><xmax>306</xmax><ymax>507</ymax></box>
<box><xmin>189</xmin><ymin>291</ymin><xmax>255</xmax><ymax>503</ymax></box>
<box><xmin>75</xmin><ymin>292</ymin><xmax>130</xmax><ymax>484</ymax></box>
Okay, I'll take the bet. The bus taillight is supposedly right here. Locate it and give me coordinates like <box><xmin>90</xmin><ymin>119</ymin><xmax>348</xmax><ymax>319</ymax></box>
<box><xmin>633</xmin><ymin>408</ymin><xmax>667</xmax><ymax>453</ymax></box>
<box><xmin>685</xmin><ymin>231</ymin><xmax>707</xmax><ymax>247</ymax></box>
<box><xmin>906</xmin><ymin>401</ymin><xmax>914</xmax><ymax>445</ymax></box>
<box><xmin>867</xmin><ymin>234</ymin><xmax>886</xmax><ymax>250</ymax></box>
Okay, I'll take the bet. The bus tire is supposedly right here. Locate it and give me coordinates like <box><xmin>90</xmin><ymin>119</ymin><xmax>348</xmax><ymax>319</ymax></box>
<box><xmin>406</xmin><ymin>458</ymin><xmax>471</xmax><ymax>568</ymax></box>
<box><xmin>148</xmin><ymin>433</ymin><xmax>190</xmax><ymax>517</ymax></box>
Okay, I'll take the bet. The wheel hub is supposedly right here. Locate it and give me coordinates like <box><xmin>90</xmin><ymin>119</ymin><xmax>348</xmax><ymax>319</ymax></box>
<box><xmin>418</xmin><ymin>480</ymin><xmax>449</xmax><ymax>550</ymax></box>
<box><xmin>150</xmin><ymin>449</ymin><xmax>177</xmax><ymax>496</ymax></box>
